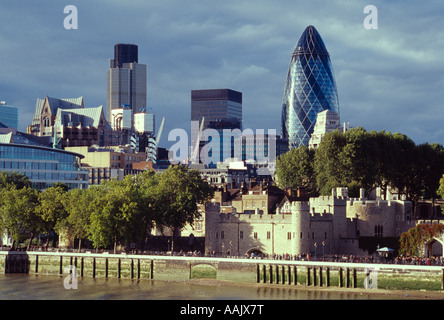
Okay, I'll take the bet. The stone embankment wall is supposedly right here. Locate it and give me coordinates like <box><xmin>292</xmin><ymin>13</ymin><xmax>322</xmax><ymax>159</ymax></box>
<box><xmin>1</xmin><ymin>251</ymin><xmax>443</xmax><ymax>291</ymax></box>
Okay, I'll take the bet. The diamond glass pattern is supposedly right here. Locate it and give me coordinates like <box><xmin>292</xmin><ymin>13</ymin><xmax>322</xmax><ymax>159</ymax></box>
<box><xmin>281</xmin><ymin>26</ymin><xmax>339</xmax><ymax>149</ymax></box>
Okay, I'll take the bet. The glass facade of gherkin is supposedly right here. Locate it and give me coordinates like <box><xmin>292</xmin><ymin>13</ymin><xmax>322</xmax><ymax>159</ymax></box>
<box><xmin>281</xmin><ymin>25</ymin><xmax>339</xmax><ymax>149</ymax></box>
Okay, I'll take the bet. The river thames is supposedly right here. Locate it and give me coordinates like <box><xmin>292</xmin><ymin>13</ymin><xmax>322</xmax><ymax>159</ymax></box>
<box><xmin>0</xmin><ymin>273</ymin><xmax>423</xmax><ymax>300</ymax></box>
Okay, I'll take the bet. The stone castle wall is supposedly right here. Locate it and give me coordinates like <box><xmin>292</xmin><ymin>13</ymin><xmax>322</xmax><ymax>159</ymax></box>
<box><xmin>204</xmin><ymin>189</ymin><xmax>413</xmax><ymax>257</ymax></box>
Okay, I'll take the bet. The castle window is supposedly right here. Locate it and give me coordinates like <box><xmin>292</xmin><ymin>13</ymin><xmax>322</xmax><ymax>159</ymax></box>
<box><xmin>221</xmin><ymin>231</ymin><xmax>224</xmax><ymax>239</ymax></box>
<box><xmin>267</xmin><ymin>231</ymin><xmax>271</xmax><ymax>239</ymax></box>
<box><xmin>374</xmin><ymin>225</ymin><xmax>383</xmax><ymax>237</ymax></box>
<box><xmin>239</xmin><ymin>231</ymin><xmax>243</xmax><ymax>239</ymax></box>
<box><xmin>287</xmin><ymin>232</ymin><xmax>291</xmax><ymax>240</ymax></box>
<box><xmin>254</xmin><ymin>232</ymin><xmax>258</xmax><ymax>239</ymax></box>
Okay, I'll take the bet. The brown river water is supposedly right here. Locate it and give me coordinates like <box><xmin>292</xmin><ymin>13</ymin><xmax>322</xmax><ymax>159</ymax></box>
<box><xmin>0</xmin><ymin>274</ymin><xmax>416</xmax><ymax>300</ymax></box>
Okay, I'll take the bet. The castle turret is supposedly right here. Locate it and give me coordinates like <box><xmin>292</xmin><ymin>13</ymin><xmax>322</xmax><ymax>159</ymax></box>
<box><xmin>291</xmin><ymin>200</ymin><xmax>310</xmax><ymax>256</ymax></box>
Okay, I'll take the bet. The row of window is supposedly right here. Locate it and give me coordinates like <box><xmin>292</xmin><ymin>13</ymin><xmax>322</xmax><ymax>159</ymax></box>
<box><xmin>212</xmin><ymin>226</ymin><xmax>396</xmax><ymax>240</ymax></box>
<box><xmin>213</xmin><ymin>230</ymin><xmax>329</xmax><ymax>241</ymax></box>
<box><xmin>0</xmin><ymin>160</ymin><xmax>57</xmax><ymax>171</ymax></box>
<box><xmin>244</xmin><ymin>200</ymin><xmax>266</xmax><ymax>208</ymax></box>
<box><xmin>1</xmin><ymin>170</ymin><xmax>88</xmax><ymax>182</ymax></box>
<box><xmin>32</xmin><ymin>182</ymin><xmax>88</xmax><ymax>190</ymax></box>
<box><xmin>0</xmin><ymin>145</ymin><xmax>76</xmax><ymax>164</ymax></box>
<box><xmin>0</xmin><ymin>160</ymin><xmax>81</xmax><ymax>172</ymax></box>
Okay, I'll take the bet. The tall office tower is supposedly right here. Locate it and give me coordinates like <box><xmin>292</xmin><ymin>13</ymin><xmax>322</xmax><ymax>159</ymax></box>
<box><xmin>190</xmin><ymin>89</ymin><xmax>242</xmax><ymax>165</ymax></box>
<box><xmin>281</xmin><ymin>25</ymin><xmax>339</xmax><ymax>149</ymax></box>
<box><xmin>107</xmin><ymin>44</ymin><xmax>147</xmax><ymax>126</ymax></box>
<box><xmin>0</xmin><ymin>101</ymin><xmax>18</xmax><ymax>129</ymax></box>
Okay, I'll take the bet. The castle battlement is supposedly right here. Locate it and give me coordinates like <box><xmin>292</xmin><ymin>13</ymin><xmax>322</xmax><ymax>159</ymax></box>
<box><xmin>309</xmin><ymin>195</ymin><xmax>347</xmax><ymax>207</ymax></box>
<box><xmin>217</xmin><ymin>212</ymin><xmax>291</xmax><ymax>223</ymax></box>
<box><xmin>309</xmin><ymin>211</ymin><xmax>333</xmax><ymax>220</ymax></box>
<box><xmin>347</xmin><ymin>199</ymin><xmax>408</xmax><ymax>208</ymax></box>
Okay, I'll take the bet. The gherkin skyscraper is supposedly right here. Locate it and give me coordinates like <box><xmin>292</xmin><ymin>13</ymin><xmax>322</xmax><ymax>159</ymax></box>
<box><xmin>281</xmin><ymin>25</ymin><xmax>339</xmax><ymax>149</ymax></box>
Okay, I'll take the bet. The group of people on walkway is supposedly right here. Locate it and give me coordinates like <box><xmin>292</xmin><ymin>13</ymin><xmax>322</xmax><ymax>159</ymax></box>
<box><xmin>395</xmin><ymin>256</ymin><xmax>444</xmax><ymax>266</ymax></box>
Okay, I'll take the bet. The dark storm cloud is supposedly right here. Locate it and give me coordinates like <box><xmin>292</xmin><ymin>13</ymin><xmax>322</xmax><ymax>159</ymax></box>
<box><xmin>0</xmin><ymin>0</ymin><xmax>443</xmax><ymax>145</ymax></box>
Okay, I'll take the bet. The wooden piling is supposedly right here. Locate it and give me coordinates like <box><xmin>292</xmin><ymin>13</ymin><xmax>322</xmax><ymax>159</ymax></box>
<box><xmin>339</xmin><ymin>268</ymin><xmax>343</xmax><ymax>287</ymax></box>
<box><xmin>294</xmin><ymin>266</ymin><xmax>298</xmax><ymax>285</ymax></box>
<box><xmin>326</xmin><ymin>267</ymin><xmax>330</xmax><ymax>287</ymax></box>
<box><xmin>306</xmin><ymin>267</ymin><xmax>311</xmax><ymax>286</ymax></box>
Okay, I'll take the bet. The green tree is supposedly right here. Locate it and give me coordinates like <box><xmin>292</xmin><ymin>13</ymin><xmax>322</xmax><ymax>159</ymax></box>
<box><xmin>275</xmin><ymin>145</ymin><xmax>316</xmax><ymax>195</ymax></box>
<box><xmin>311</xmin><ymin>127</ymin><xmax>444</xmax><ymax>203</ymax></box>
<box><xmin>0</xmin><ymin>187</ymin><xmax>41</xmax><ymax>250</ymax></box>
<box><xmin>368</xmin><ymin>130</ymin><xmax>397</xmax><ymax>198</ymax></box>
<box><xmin>438</xmin><ymin>174</ymin><xmax>444</xmax><ymax>199</ymax></box>
<box><xmin>414</xmin><ymin>143</ymin><xmax>444</xmax><ymax>200</ymax></box>
<box><xmin>0</xmin><ymin>171</ymin><xmax>31</xmax><ymax>190</ymax></box>
<box><xmin>37</xmin><ymin>186</ymin><xmax>68</xmax><ymax>247</ymax></box>
<box><xmin>131</xmin><ymin>170</ymin><xmax>160</xmax><ymax>251</ymax></box>
<box><xmin>340</xmin><ymin>127</ymin><xmax>380</xmax><ymax>195</ymax></box>
<box><xmin>387</xmin><ymin>132</ymin><xmax>418</xmax><ymax>201</ymax></box>
<box><xmin>313</xmin><ymin>129</ymin><xmax>347</xmax><ymax>195</ymax></box>
<box><xmin>155</xmin><ymin>165</ymin><xmax>214</xmax><ymax>251</ymax></box>
<box><xmin>59</xmin><ymin>188</ymin><xmax>88</xmax><ymax>250</ymax></box>
<box><xmin>87</xmin><ymin>180</ymin><xmax>140</xmax><ymax>252</ymax></box>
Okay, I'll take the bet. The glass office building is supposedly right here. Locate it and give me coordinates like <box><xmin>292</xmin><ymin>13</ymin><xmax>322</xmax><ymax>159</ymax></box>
<box><xmin>191</xmin><ymin>89</ymin><xmax>242</xmax><ymax>165</ymax></box>
<box><xmin>0</xmin><ymin>143</ymin><xmax>89</xmax><ymax>189</ymax></box>
<box><xmin>107</xmin><ymin>44</ymin><xmax>147</xmax><ymax>124</ymax></box>
<box><xmin>191</xmin><ymin>89</ymin><xmax>242</xmax><ymax>128</ymax></box>
<box><xmin>0</xmin><ymin>102</ymin><xmax>18</xmax><ymax>129</ymax></box>
<box><xmin>281</xmin><ymin>25</ymin><xmax>339</xmax><ymax>149</ymax></box>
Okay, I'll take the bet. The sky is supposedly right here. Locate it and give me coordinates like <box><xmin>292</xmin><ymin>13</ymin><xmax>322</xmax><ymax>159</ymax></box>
<box><xmin>1</xmin><ymin>0</ymin><xmax>444</xmax><ymax>148</ymax></box>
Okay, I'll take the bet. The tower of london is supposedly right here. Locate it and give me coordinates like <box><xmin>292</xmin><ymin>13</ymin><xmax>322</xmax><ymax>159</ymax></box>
<box><xmin>201</xmin><ymin>183</ymin><xmax>413</xmax><ymax>258</ymax></box>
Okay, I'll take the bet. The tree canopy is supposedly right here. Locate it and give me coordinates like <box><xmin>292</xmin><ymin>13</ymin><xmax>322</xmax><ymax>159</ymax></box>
<box><xmin>0</xmin><ymin>166</ymin><xmax>213</xmax><ymax>252</ymax></box>
<box><xmin>275</xmin><ymin>145</ymin><xmax>316</xmax><ymax>195</ymax></box>
<box><xmin>276</xmin><ymin>127</ymin><xmax>444</xmax><ymax>201</ymax></box>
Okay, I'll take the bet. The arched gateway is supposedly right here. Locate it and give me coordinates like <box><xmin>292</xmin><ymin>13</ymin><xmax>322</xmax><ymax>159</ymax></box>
<box><xmin>247</xmin><ymin>248</ymin><xmax>265</xmax><ymax>258</ymax></box>
<box><xmin>424</xmin><ymin>237</ymin><xmax>444</xmax><ymax>257</ymax></box>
